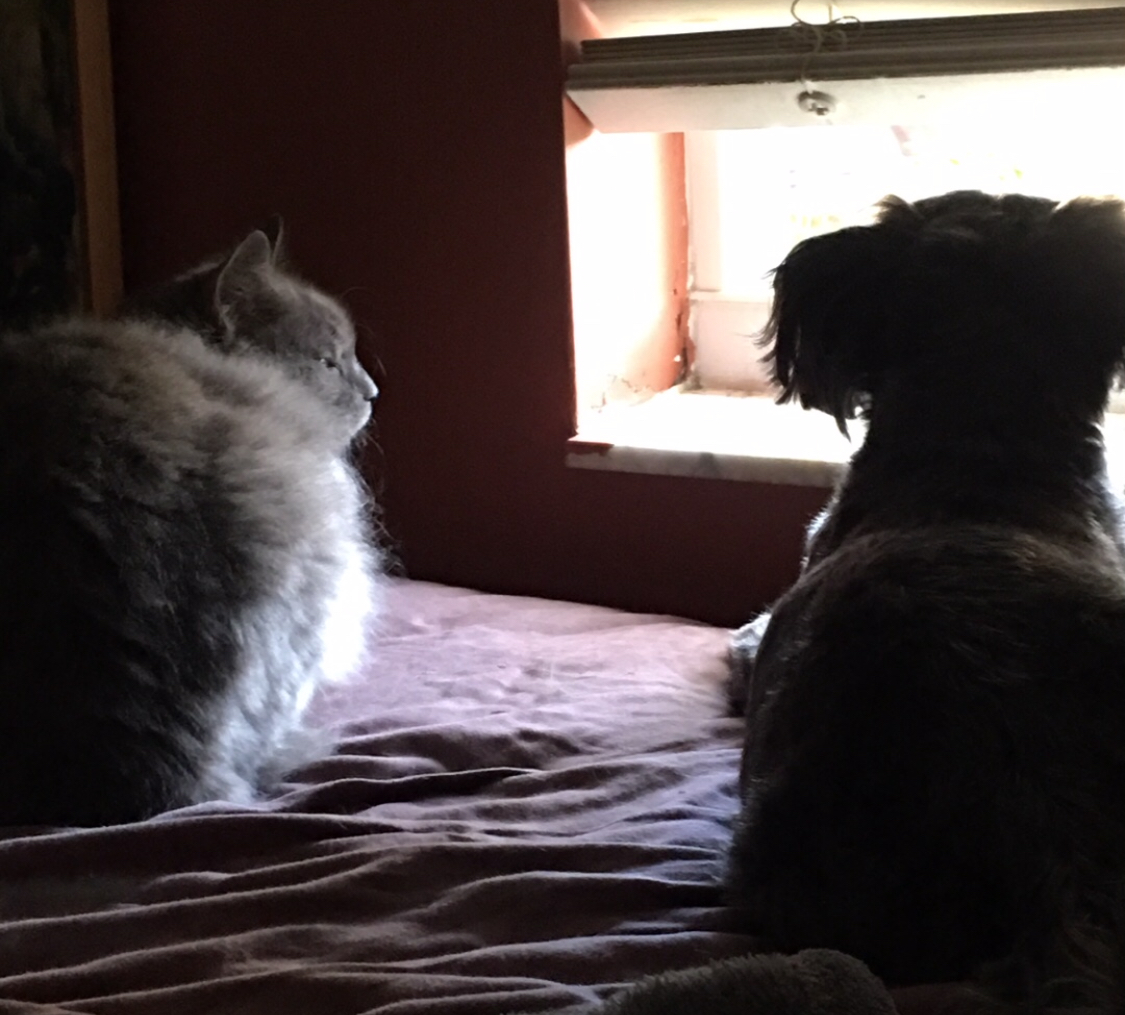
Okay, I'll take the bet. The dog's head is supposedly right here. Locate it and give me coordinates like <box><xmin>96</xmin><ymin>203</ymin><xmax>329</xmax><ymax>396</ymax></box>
<box><xmin>762</xmin><ymin>190</ymin><xmax>1125</xmax><ymax>433</ymax></box>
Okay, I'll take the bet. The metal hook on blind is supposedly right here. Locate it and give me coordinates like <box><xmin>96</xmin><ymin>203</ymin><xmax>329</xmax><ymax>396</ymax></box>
<box><xmin>783</xmin><ymin>0</ymin><xmax>862</xmax><ymax>118</ymax></box>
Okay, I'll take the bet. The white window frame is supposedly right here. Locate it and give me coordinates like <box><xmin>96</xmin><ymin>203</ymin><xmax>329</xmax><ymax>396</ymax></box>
<box><xmin>684</xmin><ymin>129</ymin><xmax>775</xmax><ymax>394</ymax></box>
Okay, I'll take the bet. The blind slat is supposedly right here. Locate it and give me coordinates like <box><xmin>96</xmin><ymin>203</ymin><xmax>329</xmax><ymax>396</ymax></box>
<box><xmin>567</xmin><ymin>7</ymin><xmax>1125</xmax><ymax>131</ymax></box>
<box><xmin>571</xmin><ymin>8</ymin><xmax>1125</xmax><ymax>82</ymax></box>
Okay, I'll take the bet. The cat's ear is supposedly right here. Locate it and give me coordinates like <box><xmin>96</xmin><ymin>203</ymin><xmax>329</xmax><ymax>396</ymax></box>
<box><xmin>262</xmin><ymin>215</ymin><xmax>285</xmax><ymax>262</ymax></box>
<box><xmin>214</xmin><ymin>230</ymin><xmax>273</xmax><ymax>338</ymax></box>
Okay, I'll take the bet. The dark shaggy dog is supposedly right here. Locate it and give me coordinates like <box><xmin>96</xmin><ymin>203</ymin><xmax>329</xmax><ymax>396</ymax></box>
<box><xmin>726</xmin><ymin>190</ymin><xmax>1125</xmax><ymax>1013</ymax></box>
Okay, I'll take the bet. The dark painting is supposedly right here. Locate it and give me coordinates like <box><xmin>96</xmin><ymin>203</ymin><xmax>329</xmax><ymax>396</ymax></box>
<box><xmin>0</xmin><ymin>0</ymin><xmax>80</xmax><ymax>328</ymax></box>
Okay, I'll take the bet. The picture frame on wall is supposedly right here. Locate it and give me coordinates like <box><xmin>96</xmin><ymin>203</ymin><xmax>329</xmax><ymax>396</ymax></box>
<box><xmin>1</xmin><ymin>0</ymin><xmax>121</xmax><ymax>327</ymax></box>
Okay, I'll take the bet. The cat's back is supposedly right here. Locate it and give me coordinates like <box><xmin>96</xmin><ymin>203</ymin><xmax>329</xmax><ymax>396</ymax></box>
<box><xmin>0</xmin><ymin>227</ymin><xmax>380</xmax><ymax>826</ymax></box>
<box><xmin>1</xmin><ymin>317</ymin><xmax>341</xmax><ymax>471</ymax></box>
<box><xmin>0</xmin><ymin>312</ymin><xmax>368</xmax><ymax>635</ymax></box>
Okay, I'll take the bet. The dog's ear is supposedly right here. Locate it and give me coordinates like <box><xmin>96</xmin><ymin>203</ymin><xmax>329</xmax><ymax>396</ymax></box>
<box><xmin>1029</xmin><ymin>197</ymin><xmax>1125</xmax><ymax>407</ymax></box>
<box><xmin>762</xmin><ymin>224</ymin><xmax>908</xmax><ymax>434</ymax></box>
<box><xmin>1038</xmin><ymin>197</ymin><xmax>1125</xmax><ymax>323</ymax></box>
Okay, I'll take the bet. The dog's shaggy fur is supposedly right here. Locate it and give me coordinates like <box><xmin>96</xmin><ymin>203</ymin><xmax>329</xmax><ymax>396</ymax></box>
<box><xmin>727</xmin><ymin>190</ymin><xmax>1125</xmax><ymax>1013</ymax></box>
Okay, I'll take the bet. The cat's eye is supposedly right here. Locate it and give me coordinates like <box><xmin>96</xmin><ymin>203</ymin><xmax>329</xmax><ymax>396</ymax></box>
<box><xmin>319</xmin><ymin>357</ymin><xmax>339</xmax><ymax>371</ymax></box>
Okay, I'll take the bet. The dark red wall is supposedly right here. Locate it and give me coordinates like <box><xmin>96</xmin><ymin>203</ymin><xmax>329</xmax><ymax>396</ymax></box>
<box><xmin>107</xmin><ymin>0</ymin><xmax>826</xmax><ymax>626</ymax></box>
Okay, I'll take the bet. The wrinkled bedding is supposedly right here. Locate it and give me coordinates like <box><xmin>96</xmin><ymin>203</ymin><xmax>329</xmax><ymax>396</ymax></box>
<box><xmin>0</xmin><ymin>579</ymin><xmax>753</xmax><ymax>1014</ymax></box>
<box><xmin>0</xmin><ymin>579</ymin><xmax>963</xmax><ymax>1015</ymax></box>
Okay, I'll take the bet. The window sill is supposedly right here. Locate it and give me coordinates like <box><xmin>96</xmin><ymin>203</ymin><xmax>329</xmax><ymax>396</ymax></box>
<box><xmin>567</xmin><ymin>388</ymin><xmax>857</xmax><ymax>487</ymax></box>
<box><xmin>567</xmin><ymin>387</ymin><xmax>1125</xmax><ymax>490</ymax></box>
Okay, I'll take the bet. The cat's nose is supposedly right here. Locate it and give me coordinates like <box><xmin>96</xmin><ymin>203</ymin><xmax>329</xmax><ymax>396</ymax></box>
<box><xmin>359</xmin><ymin>373</ymin><xmax>378</xmax><ymax>403</ymax></box>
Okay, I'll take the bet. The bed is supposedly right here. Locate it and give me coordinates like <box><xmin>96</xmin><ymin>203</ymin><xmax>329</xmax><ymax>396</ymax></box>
<box><xmin>0</xmin><ymin>579</ymin><xmax>954</xmax><ymax>1015</ymax></box>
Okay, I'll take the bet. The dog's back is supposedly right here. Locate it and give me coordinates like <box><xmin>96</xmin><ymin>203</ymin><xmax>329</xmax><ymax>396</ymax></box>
<box><xmin>730</xmin><ymin>192</ymin><xmax>1125</xmax><ymax>1008</ymax></box>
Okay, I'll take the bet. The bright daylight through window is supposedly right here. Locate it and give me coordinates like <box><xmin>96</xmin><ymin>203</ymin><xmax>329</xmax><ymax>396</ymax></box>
<box><xmin>565</xmin><ymin>1</ymin><xmax>1125</xmax><ymax>483</ymax></box>
<box><xmin>688</xmin><ymin>119</ymin><xmax>1125</xmax><ymax>393</ymax></box>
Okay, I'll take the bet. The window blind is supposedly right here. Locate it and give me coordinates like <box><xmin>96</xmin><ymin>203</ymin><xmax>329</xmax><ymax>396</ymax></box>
<box><xmin>567</xmin><ymin>7</ymin><xmax>1125</xmax><ymax>130</ymax></box>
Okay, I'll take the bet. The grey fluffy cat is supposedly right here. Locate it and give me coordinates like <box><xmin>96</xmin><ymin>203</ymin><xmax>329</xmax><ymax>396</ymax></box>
<box><xmin>0</xmin><ymin>222</ymin><xmax>381</xmax><ymax>826</ymax></box>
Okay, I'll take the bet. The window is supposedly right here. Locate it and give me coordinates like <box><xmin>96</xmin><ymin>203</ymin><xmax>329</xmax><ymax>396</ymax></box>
<box><xmin>564</xmin><ymin>2</ymin><xmax>1125</xmax><ymax>485</ymax></box>
<box><xmin>687</xmin><ymin>118</ymin><xmax>1125</xmax><ymax>394</ymax></box>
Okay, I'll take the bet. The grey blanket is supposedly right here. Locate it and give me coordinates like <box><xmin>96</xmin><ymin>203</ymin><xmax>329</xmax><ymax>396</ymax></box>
<box><xmin>0</xmin><ymin>580</ymin><xmax>961</xmax><ymax>1014</ymax></box>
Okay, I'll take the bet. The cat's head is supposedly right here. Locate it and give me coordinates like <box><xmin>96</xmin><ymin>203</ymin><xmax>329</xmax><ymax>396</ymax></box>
<box><xmin>128</xmin><ymin>220</ymin><xmax>378</xmax><ymax>441</ymax></box>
